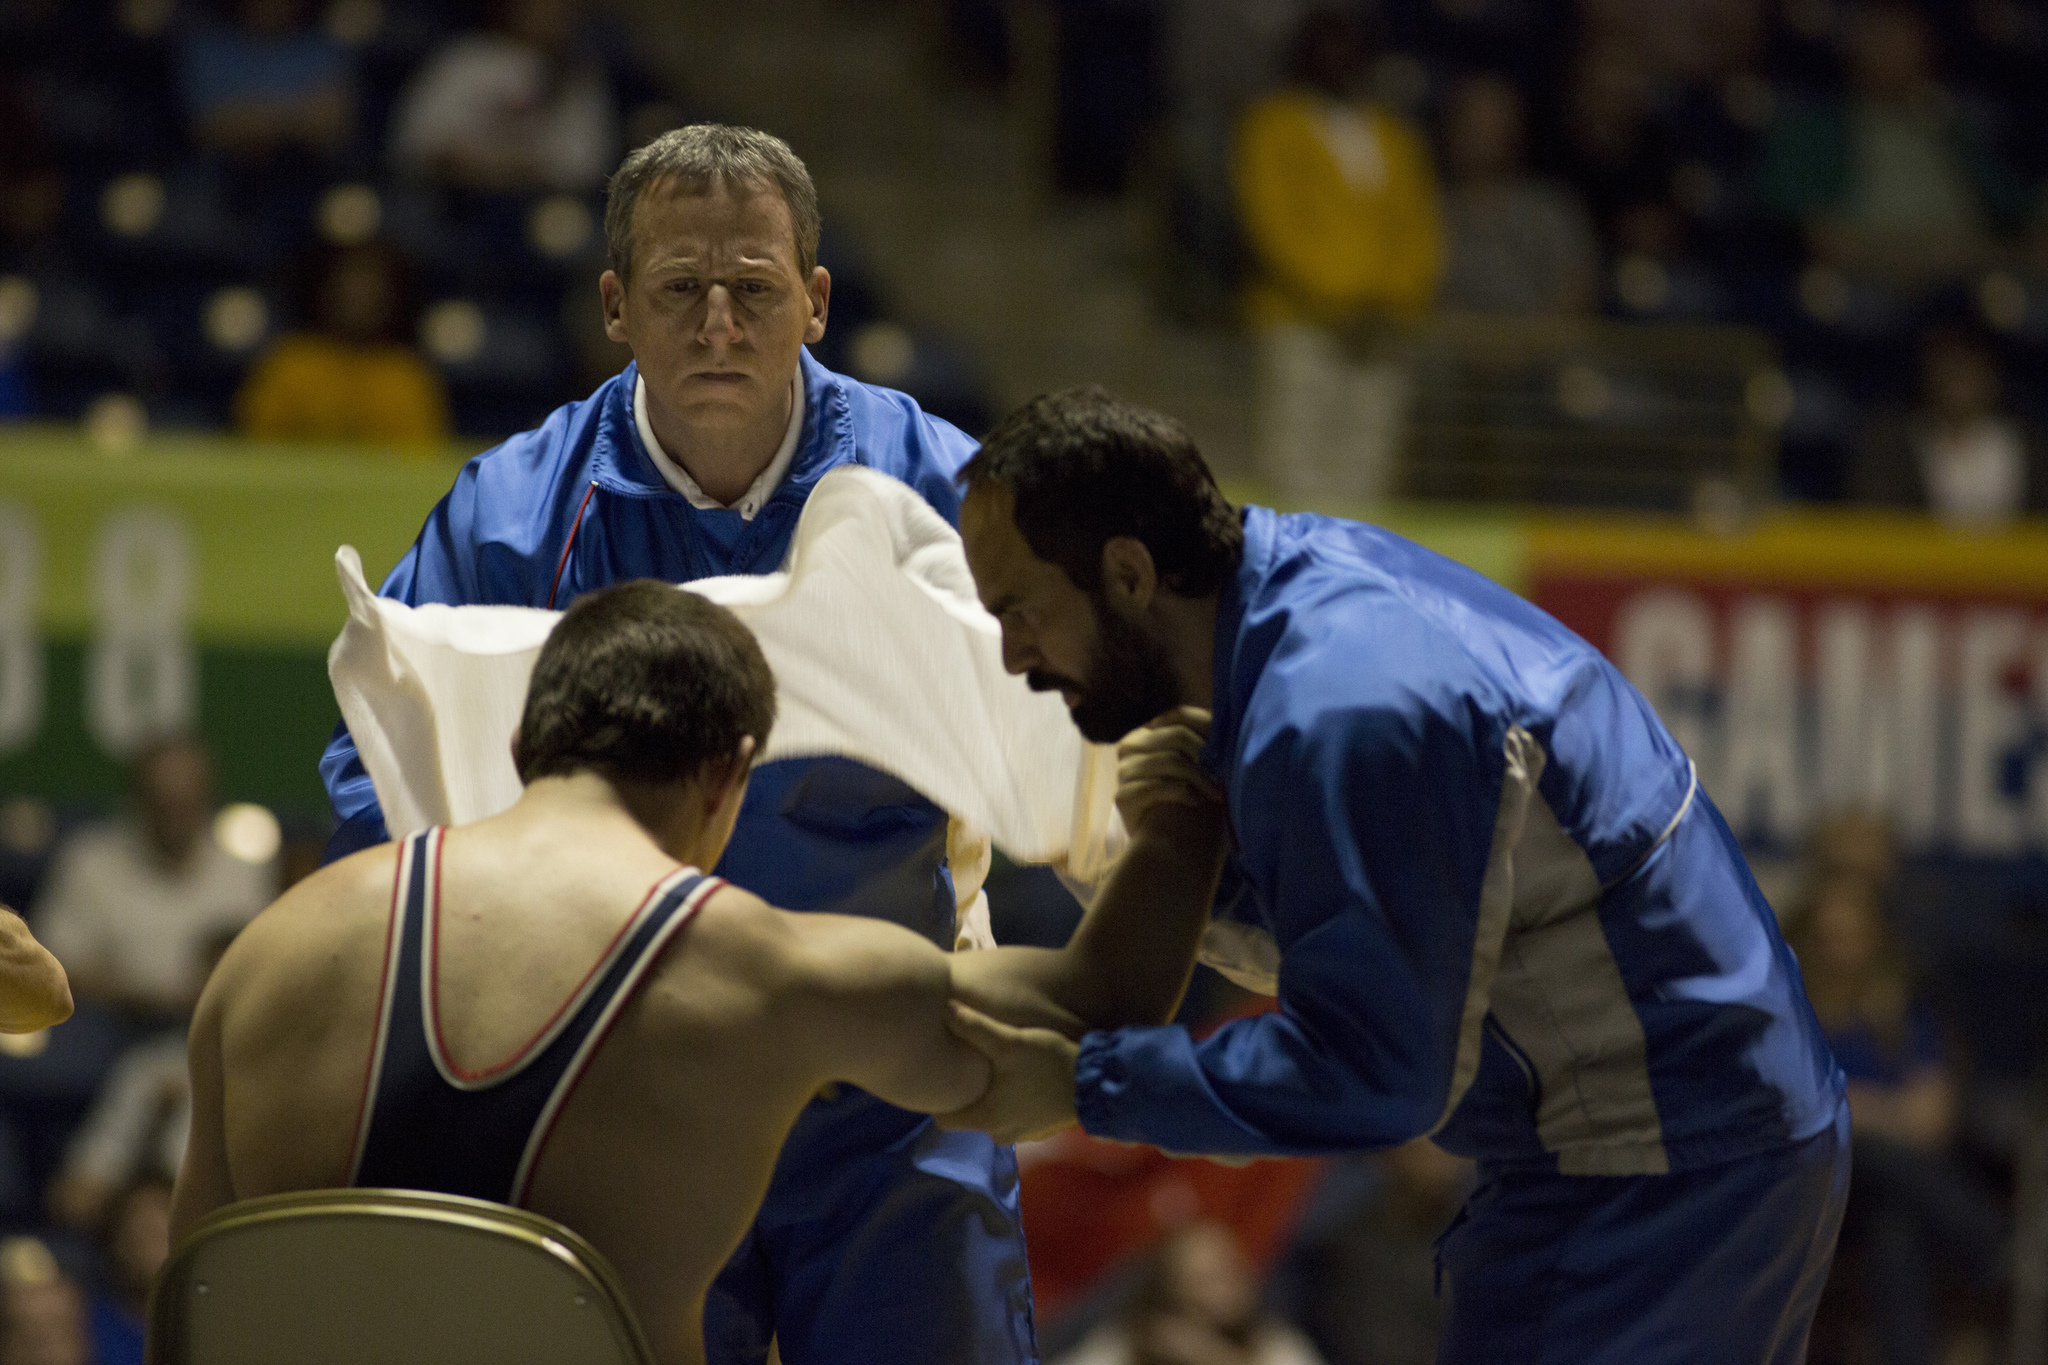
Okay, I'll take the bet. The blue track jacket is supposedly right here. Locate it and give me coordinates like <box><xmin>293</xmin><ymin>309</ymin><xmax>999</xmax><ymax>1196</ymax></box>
<box><xmin>1076</xmin><ymin>507</ymin><xmax>1844</xmax><ymax>1175</ymax></box>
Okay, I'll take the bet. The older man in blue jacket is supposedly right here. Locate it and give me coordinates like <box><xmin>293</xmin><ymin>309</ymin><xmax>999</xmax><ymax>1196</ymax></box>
<box><xmin>942</xmin><ymin>388</ymin><xmax>1851</xmax><ymax>1365</ymax></box>
<box><xmin>319</xmin><ymin>126</ymin><xmax>1034</xmax><ymax>1365</ymax></box>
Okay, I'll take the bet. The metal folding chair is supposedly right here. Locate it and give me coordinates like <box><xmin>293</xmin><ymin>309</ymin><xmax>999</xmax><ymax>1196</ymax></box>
<box><xmin>148</xmin><ymin>1188</ymin><xmax>655</xmax><ymax>1365</ymax></box>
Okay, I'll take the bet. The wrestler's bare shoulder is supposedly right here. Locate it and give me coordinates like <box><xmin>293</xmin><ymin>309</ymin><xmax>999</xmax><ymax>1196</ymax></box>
<box><xmin>204</xmin><ymin>841</ymin><xmax>403</xmax><ymax>1037</ymax></box>
<box><xmin>637</xmin><ymin>884</ymin><xmax>959</xmax><ymax>1087</ymax></box>
<box><xmin>631</xmin><ymin>882</ymin><xmax>801</xmax><ymax>1035</ymax></box>
<box><xmin>646</xmin><ymin>886</ymin><xmax>935</xmax><ymax>1019</ymax></box>
<box><xmin>631</xmin><ymin>886</ymin><xmax>922</xmax><ymax>1072</ymax></box>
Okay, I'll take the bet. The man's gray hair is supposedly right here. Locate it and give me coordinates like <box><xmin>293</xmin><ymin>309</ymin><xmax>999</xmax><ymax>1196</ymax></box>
<box><xmin>604</xmin><ymin>124</ymin><xmax>822</xmax><ymax>278</ymax></box>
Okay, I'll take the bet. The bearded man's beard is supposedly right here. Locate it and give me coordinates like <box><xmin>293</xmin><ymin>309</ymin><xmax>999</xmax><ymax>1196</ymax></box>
<box><xmin>1065</xmin><ymin>595</ymin><xmax>1183</xmax><ymax>744</ymax></box>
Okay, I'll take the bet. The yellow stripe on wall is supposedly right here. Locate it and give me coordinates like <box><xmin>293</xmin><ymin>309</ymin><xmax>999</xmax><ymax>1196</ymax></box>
<box><xmin>1526</xmin><ymin>509</ymin><xmax>2048</xmax><ymax>596</ymax></box>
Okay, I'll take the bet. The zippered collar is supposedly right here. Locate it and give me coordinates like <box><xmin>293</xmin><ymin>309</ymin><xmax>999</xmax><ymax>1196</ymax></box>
<box><xmin>589</xmin><ymin>349</ymin><xmax>851</xmax><ymax>502</ymax></box>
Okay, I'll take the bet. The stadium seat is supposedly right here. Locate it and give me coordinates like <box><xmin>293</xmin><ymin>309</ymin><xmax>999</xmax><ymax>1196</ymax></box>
<box><xmin>147</xmin><ymin>1188</ymin><xmax>656</xmax><ymax>1365</ymax></box>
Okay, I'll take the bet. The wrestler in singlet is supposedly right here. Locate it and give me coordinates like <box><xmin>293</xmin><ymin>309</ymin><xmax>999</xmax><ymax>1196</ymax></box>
<box><xmin>349</xmin><ymin>828</ymin><xmax>723</xmax><ymax>1205</ymax></box>
<box><xmin>177</xmin><ymin>579</ymin><xmax>1014</xmax><ymax>1365</ymax></box>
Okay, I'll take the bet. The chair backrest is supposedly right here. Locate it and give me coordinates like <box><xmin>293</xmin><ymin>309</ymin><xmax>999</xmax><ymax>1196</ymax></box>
<box><xmin>147</xmin><ymin>1188</ymin><xmax>656</xmax><ymax>1365</ymax></box>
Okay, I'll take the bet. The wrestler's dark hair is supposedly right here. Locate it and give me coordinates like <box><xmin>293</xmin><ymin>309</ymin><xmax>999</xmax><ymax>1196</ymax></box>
<box><xmin>605</xmin><ymin>123</ymin><xmax>821</xmax><ymax>278</ymax></box>
<box><xmin>513</xmin><ymin>581</ymin><xmax>776</xmax><ymax>787</ymax></box>
<box><xmin>961</xmin><ymin>387</ymin><xmax>1243</xmax><ymax>597</ymax></box>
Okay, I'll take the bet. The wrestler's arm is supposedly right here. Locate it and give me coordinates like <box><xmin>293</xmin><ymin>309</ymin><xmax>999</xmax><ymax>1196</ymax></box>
<box><xmin>0</xmin><ymin>906</ymin><xmax>69</xmax><ymax>1033</ymax></box>
<box><xmin>765</xmin><ymin>903</ymin><xmax>994</xmax><ymax>1114</ymax></box>
<box><xmin>950</xmin><ymin>804</ymin><xmax>1226</xmax><ymax>1035</ymax></box>
<box><xmin>950</xmin><ymin>711</ymin><xmax>1229</xmax><ymax>1035</ymax></box>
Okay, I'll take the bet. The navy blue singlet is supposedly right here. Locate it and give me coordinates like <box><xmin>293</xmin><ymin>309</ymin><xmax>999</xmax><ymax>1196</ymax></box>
<box><xmin>348</xmin><ymin>827</ymin><xmax>721</xmax><ymax>1205</ymax></box>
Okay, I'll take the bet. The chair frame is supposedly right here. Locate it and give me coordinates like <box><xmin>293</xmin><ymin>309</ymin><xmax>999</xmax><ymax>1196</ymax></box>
<box><xmin>147</xmin><ymin>1187</ymin><xmax>657</xmax><ymax>1365</ymax></box>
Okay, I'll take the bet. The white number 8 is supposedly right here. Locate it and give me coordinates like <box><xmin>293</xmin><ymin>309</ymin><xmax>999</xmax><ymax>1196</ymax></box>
<box><xmin>86</xmin><ymin>509</ymin><xmax>196</xmax><ymax>755</ymax></box>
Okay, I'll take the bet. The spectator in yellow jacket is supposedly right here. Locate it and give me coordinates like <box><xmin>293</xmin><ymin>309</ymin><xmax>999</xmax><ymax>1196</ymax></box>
<box><xmin>1233</xmin><ymin>9</ymin><xmax>1443</xmax><ymax>501</ymax></box>
<box><xmin>235</xmin><ymin>243</ymin><xmax>451</xmax><ymax>450</ymax></box>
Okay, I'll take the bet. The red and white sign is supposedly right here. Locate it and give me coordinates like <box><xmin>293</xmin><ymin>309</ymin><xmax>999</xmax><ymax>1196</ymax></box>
<box><xmin>1537</xmin><ymin>575</ymin><xmax>2048</xmax><ymax>854</ymax></box>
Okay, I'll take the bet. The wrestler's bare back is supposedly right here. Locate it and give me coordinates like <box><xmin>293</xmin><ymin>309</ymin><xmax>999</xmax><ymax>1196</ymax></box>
<box><xmin>170</xmin><ymin>791</ymin><xmax>990</xmax><ymax>1365</ymax></box>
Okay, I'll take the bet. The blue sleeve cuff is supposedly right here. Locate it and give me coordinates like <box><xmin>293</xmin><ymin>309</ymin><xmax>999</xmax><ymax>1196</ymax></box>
<box><xmin>1073</xmin><ymin>1025</ymin><xmax>1275</xmax><ymax>1155</ymax></box>
<box><xmin>1075</xmin><ymin>1011</ymin><xmax>1430</xmax><ymax>1158</ymax></box>
<box><xmin>1074</xmin><ymin>1030</ymin><xmax>1127</xmax><ymax>1137</ymax></box>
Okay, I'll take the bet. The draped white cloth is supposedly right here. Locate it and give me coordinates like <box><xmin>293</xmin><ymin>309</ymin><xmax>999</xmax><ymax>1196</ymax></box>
<box><xmin>327</xmin><ymin>466</ymin><xmax>1127</xmax><ymax>948</ymax></box>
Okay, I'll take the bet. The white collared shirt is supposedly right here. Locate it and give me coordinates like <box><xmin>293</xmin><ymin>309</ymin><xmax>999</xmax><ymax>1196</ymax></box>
<box><xmin>634</xmin><ymin>369</ymin><xmax>804</xmax><ymax>521</ymax></box>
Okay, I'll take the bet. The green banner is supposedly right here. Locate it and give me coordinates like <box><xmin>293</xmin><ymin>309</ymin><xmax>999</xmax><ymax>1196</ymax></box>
<box><xmin>0</xmin><ymin>427</ymin><xmax>468</xmax><ymax>819</ymax></box>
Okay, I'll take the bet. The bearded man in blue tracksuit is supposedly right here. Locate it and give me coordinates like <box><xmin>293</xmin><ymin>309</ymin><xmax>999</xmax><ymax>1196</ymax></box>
<box><xmin>319</xmin><ymin>125</ymin><xmax>1035</xmax><ymax>1365</ymax></box>
<box><xmin>940</xmin><ymin>388</ymin><xmax>1850</xmax><ymax>1364</ymax></box>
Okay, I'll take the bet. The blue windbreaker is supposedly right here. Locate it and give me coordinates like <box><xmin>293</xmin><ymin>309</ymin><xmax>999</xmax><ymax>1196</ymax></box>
<box><xmin>319</xmin><ymin>350</ymin><xmax>979</xmax><ymax>940</ymax></box>
<box><xmin>1076</xmin><ymin>507</ymin><xmax>1844</xmax><ymax>1175</ymax></box>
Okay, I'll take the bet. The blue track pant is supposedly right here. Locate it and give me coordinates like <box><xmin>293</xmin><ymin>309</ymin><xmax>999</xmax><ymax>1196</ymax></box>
<box><xmin>1436</xmin><ymin>1097</ymin><xmax>1851</xmax><ymax>1364</ymax></box>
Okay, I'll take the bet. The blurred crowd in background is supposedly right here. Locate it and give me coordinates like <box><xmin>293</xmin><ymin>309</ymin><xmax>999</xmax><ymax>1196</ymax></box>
<box><xmin>1019</xmin><ymin>0</ymin><xmax>2048</xmax><ymax>515</ymax></box>
<box><xmin>0</xmin><ymin>0</ymin><xmax>995</xmax><ymax>446</ymax></box>
<box><xmin>0</xmin><ymin>0</ymin><xmax>2043</xmax><ymax>512</ymax></box>
<box><xmin>1</xmin><ymin>0</ymin><xmax>2046</xmax><ymax>1363</ymax></box>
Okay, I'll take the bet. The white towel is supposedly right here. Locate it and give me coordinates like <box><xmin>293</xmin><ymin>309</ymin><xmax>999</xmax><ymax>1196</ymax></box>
<box><xmin>327</xmin><ymin>466</ymin><xmax>1128</xmax><ymax>950</ymax></box>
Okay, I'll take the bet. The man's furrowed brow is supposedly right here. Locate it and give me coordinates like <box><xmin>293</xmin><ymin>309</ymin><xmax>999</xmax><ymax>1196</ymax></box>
<box><xmin>648</xmin><ymin>247</ymin><xmax>787</xmax><ymax>273</ymax></box>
